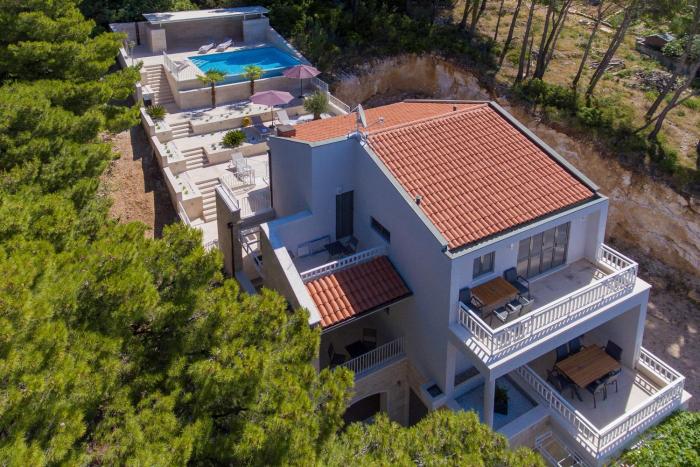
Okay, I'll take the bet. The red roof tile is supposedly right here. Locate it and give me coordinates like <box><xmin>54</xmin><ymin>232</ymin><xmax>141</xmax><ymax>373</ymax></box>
<box><xmin>305</xmin><ymin>256</ymin><xmax>410</xmax><ymax>328</ymax></box>
<box><xmin>368</xmin><ymin>104</ymin><xmax>595</xmax><ymax>250</ymax></box>
<box><xmin>293</xmin><ymin>101</ymin><xmax>480</xmax><ymax>142</ymax></box>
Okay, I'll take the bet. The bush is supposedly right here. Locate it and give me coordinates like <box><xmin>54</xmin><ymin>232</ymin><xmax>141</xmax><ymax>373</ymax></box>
<box><xmin>146</xmin><ymin>104</ymin><xmax>166</xmax><ymax>121</ymax></box>
<box><xmin>222</xmin><ymin>129</ymin><xmax>246</xmax><ymax>148</ymax></box>
<box><xmin>514</xmin><ymin>79</ymin><xmax>577</xmax><ymax>112</ymax></box>
<box><xmin>304</xmin><ymin>91</ymin><xmax>329</xmax><ymax>120</ymax></box>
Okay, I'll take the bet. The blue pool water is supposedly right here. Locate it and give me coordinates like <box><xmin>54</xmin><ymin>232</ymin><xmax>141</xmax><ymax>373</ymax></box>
<box><xmin>455</xmin><ymin>376</ymin><xmax>536</xmax><ymax>430</ymax></box>
<box><xmin>189</xmin><ymin>47</ymin><xmax>302</xmax><ymax>82</ymax></box>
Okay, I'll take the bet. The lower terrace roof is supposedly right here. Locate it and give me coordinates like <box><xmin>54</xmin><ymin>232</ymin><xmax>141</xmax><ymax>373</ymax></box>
<box><xmin>305</xmin><ymin>256</ymin><xmax>411</xmax><ymax>329</ymax></box>
<box><xmin>143</xmin><ymin>7</ymin><xmax>268</xmax><ymax>25</ymax></box>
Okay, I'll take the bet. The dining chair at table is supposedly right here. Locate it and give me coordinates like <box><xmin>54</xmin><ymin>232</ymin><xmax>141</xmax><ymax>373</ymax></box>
<box><xmin>605</xmin><ymin>367</ymin><xmax>622</xmax><ymax>394</ymax></box>
<box><xmin>327</xmin><ymin>343</ymin><xmax>347</xmax><ymax>367</ymax></box>
<box><xmin>555</xmin><ymin>344</ymin><xmax>570</xmax><ymax>363</ymax></box>
<box><xmin>586</xmin><ymin>379</ymin><xmax>607</xmax><ymax>408</ymax></box>
<box><xmin>547</xmin><ymin>369</ymin><xmax>582</xmax><ymax>401</ymax></box>
<box><xmin>606</xmin><ymin>340</ymin><xmax>623</xmax><ymax>362</ymax></box>
<box><xmin>568</xmin><ymin>336</ymin><xmax>583</xmax><ymax>355</ymax></box>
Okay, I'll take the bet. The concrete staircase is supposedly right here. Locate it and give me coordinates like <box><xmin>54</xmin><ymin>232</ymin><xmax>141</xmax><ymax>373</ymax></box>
<box><xmin>142</xmin><ymin>64</ymin><xmax>174</xmax><ymax>106</ymax></box>
<box><xmin>180</xmin><ymin>147</ymin><xmax>207</xmax><ymax>170</ymax></box>
<box><xmin>196</xmin><ymin>178</ymin><xmax>221</xmax><ymax>222</ymax></box>
<box><xmin>169</xmin><ymin>120</ymin><xmax>191</xmax><ymax>138</ymax></box>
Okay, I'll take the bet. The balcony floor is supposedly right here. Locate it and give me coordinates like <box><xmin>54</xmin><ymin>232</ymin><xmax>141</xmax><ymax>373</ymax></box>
<box><xmin>529</xmin><ymin>350</ymin><xmax>662</xmax><ymax>429</ymax></box>
<box><xmin>489</xmin><ymin>260</ymin><xmax>608</xmax><ymax>329</ymax></box>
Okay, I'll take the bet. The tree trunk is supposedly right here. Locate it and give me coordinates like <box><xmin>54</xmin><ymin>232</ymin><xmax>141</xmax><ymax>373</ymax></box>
<box><xmin>460</xmin><ymin>0</ymin><xmax>472</xmax><ymax>30</ymax></box>
<box><xmin>542</xmin><ymin>1</ymin><xmax>572</xmax><ymax>74</ymax></box>
<box><xmin>469</xmin><ymin>0</ymin><xmax>482</xmax><ymax>35</ymax></box>
<box><xmin>498</xmin><ymin>0</ymin><xmax>523</xmax><ymax>67</ymax></box>
<box><xmin>470</xmin><ymin>0</ymin><xmax>488</xmax><ymax>35</ymax></box>
<box><xmin>648</xmin><ymin>61</ymin><xmax>700</xmax><ymax>140</ymax></box>
<box><xmin>585</xmin><ymin>3</ymin><xmax>636</xmax><ymax>99</ymax></box>
<box><xmin>516</xmin><ymin>0</ymin><xmax>536</xmax><ymax>83</ymax></box>
<box><xmin>493</xmin><ymin>0</ymin><xmax>506</xmax><ymax>41</ymax></box>
<box><xmin>525</xmin><ymin>28</ymin><xmax>535</xmax><ymax>79</ymax></box>
<box><xmin>572</xmin><ymin>4</ymin><xmax>603</xmax><ymax>89</ymax></box>
<box><xmin>645</xmin><ymin>71</ymin><xmax>679</xmax><ymax>119</ymax></box>
<box><xmin>250</xmin><ymin>79</ymin><xmax>255</xmax><ymax>95</ymax></box>
<box><xmin>533</xmin><ymin>1</ymin><xmax>554</xmax><ymax>79</ymax></box>
<box><xmin>211</xmin><ymin>82</ymin><xmax>216</xmax><ymax>108</ymax></box>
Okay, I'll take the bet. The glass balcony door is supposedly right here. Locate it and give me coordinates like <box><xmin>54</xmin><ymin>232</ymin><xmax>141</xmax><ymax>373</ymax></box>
<box><xmin>517</xmin><ymin>223</ymin><xmax>570</xmax><ymax>279</ymax></box>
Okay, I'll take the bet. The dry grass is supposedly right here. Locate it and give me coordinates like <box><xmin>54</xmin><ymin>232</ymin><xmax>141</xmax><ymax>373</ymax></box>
<box><xmin>452</xmin><ymin>0</ymin><xmax>699</xmax><ymax>170</ymax></box>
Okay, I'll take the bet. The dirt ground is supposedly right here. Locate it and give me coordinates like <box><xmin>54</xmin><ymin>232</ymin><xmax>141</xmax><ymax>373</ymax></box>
<box><xmin>100</xmin><ymin>125</ymin><xmax>177</xmax><ymax>238</ymax></box>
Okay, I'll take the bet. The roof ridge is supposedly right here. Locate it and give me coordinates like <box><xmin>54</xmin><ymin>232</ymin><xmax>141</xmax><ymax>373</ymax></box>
<box><xmin>367</xmin><ymin>103</ymin><xmax>489</xmax><ymax>139</ymax></box>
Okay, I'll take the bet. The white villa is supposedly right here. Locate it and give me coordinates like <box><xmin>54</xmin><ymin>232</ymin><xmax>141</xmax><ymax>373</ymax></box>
<box><xmin>113</xmin><ymin>8</ymin><xmax>691</xmax><ymax>467</ymax></box>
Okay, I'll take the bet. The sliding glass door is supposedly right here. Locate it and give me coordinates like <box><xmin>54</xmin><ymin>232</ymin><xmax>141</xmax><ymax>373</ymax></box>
<box><xmin>517</xmin><ymin>223</ymin><xmax>570</xmax><ymax>279</ymax></box>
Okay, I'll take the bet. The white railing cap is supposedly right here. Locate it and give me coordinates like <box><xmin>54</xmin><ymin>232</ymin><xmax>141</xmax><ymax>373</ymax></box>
<box><xmin>300</xmin><ymin>245</ymin><xmax>387</xmax><ymax>282</ymax></box>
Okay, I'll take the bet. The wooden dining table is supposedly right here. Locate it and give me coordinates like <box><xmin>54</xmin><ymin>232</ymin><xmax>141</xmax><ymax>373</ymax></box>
<box><xmin>471</xmin><ymin>277</ymin><xmax>519</xmax><ymax>313</ymax></box>
<box><xmin>555</xmin><ymin>345</ymin><xmax>621</xmax><ymax>388</ymax></box>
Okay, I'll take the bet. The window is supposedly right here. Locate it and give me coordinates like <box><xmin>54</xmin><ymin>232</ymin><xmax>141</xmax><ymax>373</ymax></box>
<box><xmin>472</xmin><ymin>252</ymin><xmax>495</xmax><ymax>279</ymax></box>
<box><xmin>371</xmin><ymin>217</ymin><xmax>390</xmax><ymax>242</ymax></box>
<box><xmin>517</xmin><ymin>222</ymin><xmax>570</xmax><ymax>279</ymax></box>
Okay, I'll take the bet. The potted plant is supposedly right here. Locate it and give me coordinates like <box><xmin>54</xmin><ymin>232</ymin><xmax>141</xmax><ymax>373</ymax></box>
<box><xmin>243</xmin><ymin>64</ymin><xmax>263</xmax><ymax>95</ymax></box>
<box><xmin>304</xmin><ymin>91</ymin><xmax>329</xmax><ymax>120</ymax></box>
<box><xmin>222</xmin><ymin>130</ymin><xmax>246</xmax><ymax>148</ymax></box>
<box><xmin>146</xmin><ymin>104</ymin><xmax>166</xmax><ymax>121</ymax></box>
<box><xmin>241</xmin><ymin>116</ymin><xmax>252</xmax><ymax>127</ymax></box>
<box><xmin>197</xmin><ymin>69</ymin><xmax>226</xmax><ymax>108</ymax></box>
<box><xmin>494</xmin><ymin>384</ymin><xmax>509</xmax><ymax>415</ymax></box>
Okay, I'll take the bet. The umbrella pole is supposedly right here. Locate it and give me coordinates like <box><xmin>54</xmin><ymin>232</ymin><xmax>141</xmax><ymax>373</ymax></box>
<box><xmin>300</xmin><ymin>78</ymin><xmax>303</xmax><ymax>98</ymax></box>
<box><xmin>270</xmin><ymin>105</ymin><xmax>274</xmax><ymax>128</ymax></box>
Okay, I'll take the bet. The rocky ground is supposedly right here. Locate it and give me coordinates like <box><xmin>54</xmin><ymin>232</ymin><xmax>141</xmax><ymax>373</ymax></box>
<box><xmin>100</xmin><ymin>126</ymin><xmax>177</xmax><ymax>238</ymax></box>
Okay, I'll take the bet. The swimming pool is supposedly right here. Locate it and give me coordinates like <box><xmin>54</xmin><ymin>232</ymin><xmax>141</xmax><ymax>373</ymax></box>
<box><xmin>189</xmin><ymin>47</ymin><xmax>302</xmax><ymax>83</ymax></box>
<box><xmin>455</xmin><ymin>376</ymin><xmax>536</xmax><ymax>430</ymax></box>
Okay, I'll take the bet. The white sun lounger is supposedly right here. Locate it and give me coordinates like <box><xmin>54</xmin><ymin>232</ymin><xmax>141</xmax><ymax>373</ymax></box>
<box><xmin>276</xmin><ymin>109</ymin><xmax>292</xmax><ymax>125</ymax></box>
<box><xmin>216</xmin><ymin>38</ymin><xmax>232</xmax><ymax>52</ymax></box>
<box><xmin>198</xmin><ymin>42</ymin><xmax>214</xmax><ymax>54</ymax></box>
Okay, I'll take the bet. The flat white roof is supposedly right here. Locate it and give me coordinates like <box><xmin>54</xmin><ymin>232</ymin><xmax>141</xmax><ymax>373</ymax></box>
<box><xmin>143</xmin><ymin>7</ymin><xmax>268</xmax><ymax>25</ymax></box>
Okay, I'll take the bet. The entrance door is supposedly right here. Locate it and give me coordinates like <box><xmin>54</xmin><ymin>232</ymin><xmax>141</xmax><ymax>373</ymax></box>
<box><xmin>336</xmin><ymin>191</ymin><xmax>354</xmax><ymax>239</ymax></box>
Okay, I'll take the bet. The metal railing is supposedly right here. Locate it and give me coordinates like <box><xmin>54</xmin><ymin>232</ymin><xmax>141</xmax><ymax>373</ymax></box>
<box><xmin>341</xmin><ymin>337</ymin><xmax>405</xmax><ymax>377</ymax></box>
<box><xmin>221</xmin><ymin>170</ymin><xmax>255</xmax><ymax>193</ymax></box>
<box><xmin>311</xmin><ymin>76</ymin><xmax>329</xmax><ymax>93</ymax></box>
<box><xmin>329</xmin><ymin>94</ymin><xmax>351</xmax><ymax>114</ymax></box>
<box><xmin>458</xmin><ymin>244</ymin><xmax>638</xmax><ymax>358</ymax></box>
<box><xmin>300</xmin><ymin>245</ymin><xmax>387</xmax><ymax>282</ymax></box>
<box><xmin>516</xmin><ymin>349</ymin><xmax>684</xmax><ymax>460</ymax></box>
<box><xmin>162</xmin><ymin>51</ymin><xmax>198</xmax><ymax>81</ymax></box>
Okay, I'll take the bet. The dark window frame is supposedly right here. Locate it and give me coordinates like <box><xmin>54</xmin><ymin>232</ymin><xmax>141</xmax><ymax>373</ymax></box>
<box><xmin>472</xmin><ymin>251</ymin><xmax>495</xmax><ymax>279</ymax></box>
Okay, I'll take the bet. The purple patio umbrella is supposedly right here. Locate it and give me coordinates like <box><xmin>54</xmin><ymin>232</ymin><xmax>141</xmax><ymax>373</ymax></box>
<box><xmin>250</xmin><ymin>90</ymin><xmax>294</xmax><ymax>127</ymax></box>
<box><xmin>283</xmin><ymin>64</ymin><xmax>320</xmax><ymax>97</ymax></box>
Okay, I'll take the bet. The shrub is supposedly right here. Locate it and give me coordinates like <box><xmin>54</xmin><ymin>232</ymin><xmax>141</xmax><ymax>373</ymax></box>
<box><xmin>577</xmin><ymin>106</ymin><xmax>610</xmax><ymax>129</ymax></box>
<box><xmin>304</xmin><ymin>91</ymin><xmax>329</xmax><ymax>120</ymax></box>
<box><xmin>222</xmin><ymin>130</ymin><xmax>246</xmax><ymax>148</ymax></box>
<box><xmin>146</xmin><ymin>104</ymin><xmax>166</xmax><ymax>121</ymax></box>
<box><xmin>681</xmin><ymin>96</ymin><xmax>700</xmax><ymax>110</ymax></box>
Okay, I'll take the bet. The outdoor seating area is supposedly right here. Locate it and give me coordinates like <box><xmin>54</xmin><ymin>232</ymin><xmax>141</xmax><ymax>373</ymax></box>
<box><xmin>459</xmin><ymin>270</ymin><xmax>534</xmax><ymax>328</ymax></box>
<box><xmin>292</xmin><ymin>235</ymin><xmax>362</xmax><ymax>274</ymax></box>
<box><xmin>327</xmin><ymin>328</ymin><xmax>379</xmax><ymax>368</ymax></box>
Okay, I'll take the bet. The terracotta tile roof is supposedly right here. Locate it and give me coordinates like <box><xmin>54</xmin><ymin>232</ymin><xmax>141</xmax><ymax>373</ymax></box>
<box><xmin>305</xmin><ymin>256</ymin><xmax>410</xmax><ymax>328</ymax></box>
<box><xmin>368</xmin><ymin>104</ymin><xmax>595</xmax><ymax>250</ymax></box>
<box><xmin>292</xmin><ymin>101</ymin><xmax>480</xmax><ymax>142</ymax></box>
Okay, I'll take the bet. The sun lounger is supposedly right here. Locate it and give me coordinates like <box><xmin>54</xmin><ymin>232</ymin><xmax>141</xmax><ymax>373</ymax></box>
<box><xmin>252</xmin><ymin>115</ymin><xmax>271</xmax><ymax>136</ymax></box>
<box><xmin>216</xmin><ymin>38</ymin><xmax>232</xmax><ymax>52</ymax></box>
<box><xmin>198</xmin><ymin>42</ymin><xmax>214</xmax><ymax>54</ymax></box>
<box><xmin>276</xmin><ymin>109</ymin><xmax>292</xmax><ymax>125</ymax></box>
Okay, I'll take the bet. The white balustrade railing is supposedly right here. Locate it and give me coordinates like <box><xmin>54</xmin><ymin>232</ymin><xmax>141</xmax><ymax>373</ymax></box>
<box><xmin>300</xmin><ymin>245</ymin><xmax>387</xmax><ymax>282</ymax></box>
<box><xmin>311</xmin><ymin>76</ymin><xmax>329</xmax><ymax>93</ymax></box>
<box><xmin>162</xmin><ymin>51</ymin><xmax>199</xmax><ymax>81</ymax></box>
<box><xmin>177</xmin><ymin>201</ymin><xmax>193</xmax><ymax>227</ymax></box>
<box><xmin>516</xmin><ymin>349</ymin><xmax>684</xmax><ymax>460</ymax></box>
<box><xmin>458</xmin><ymin>244</ymin><xmax>638</xmax><ymax>358</ymax></box>
<box><xmin>341</xmin><ymin>337</ymin><xmax>405</xmax><ymax>377</ymax></box>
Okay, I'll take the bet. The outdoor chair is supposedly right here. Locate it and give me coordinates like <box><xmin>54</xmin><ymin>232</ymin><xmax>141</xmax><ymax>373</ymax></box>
<box><xmin>276</xmin><ymin>109</ymin><xmax>292</xmax><ymax>125</ymax></box>
<box><xmin>503</xmin><ymin>267</ymin><xmax>531</xmax><ymax>298</ymax></box>
<box><xmin>516</xmin><ymin>295</ymin><xmax>534</xmax><ymax>314</ymax></box>
<box><xmin>555</xmin><ymin>344</ymin><xmax>569</xmax><ymax>363</ymax></box>
<box><xmin>362</xmin><ymin>328</ymin><xmax>377</xmax><ymax>350</ymax></box>
<box><xmin>547</xmin><ymin>369</ymin><xmax>582</xmax><ymax>401</ymax></box>
<box><xmin>216</xmin><ymin>38</ymin><xmax>232</xmax><ymax>52</ymax></box>
<box><xmin>586</xmin><ymin>379</ymin><xmax>607</xmax><ymax>408</ymax></box>
<box><xmin>341</xmin><ymin>236</ymin><xmax>359</xmax><ymax>254</ymax></box>
<box><xmin>605</xmin><ymin>368</ymin><xmax>622</xmax><ymax>394</ymax></box>
<box><xmin>252</xmin><ymin>115</ymin><xmax>272</xmax><ymax>136</ymax></box>
<box><xmin>605</xmin><ymin>340</ymin><xmax>623</xmax><ymax>362</ymax></box>
<box><xmin>495</xmin><ymin>300</ymin><xmax>522</xmax><ymax>324</ymax></box>
<box><xmin>327</xmin><ymin>343</ymin><xmax>346</xmax><ymax>367</ymax></box>
<box><xmin>230</xmin><ymin>151</ymin><xmax>244</xmax><ymax>168</ymax></box>
<box><xmin>568</xmin><ymin>337</ymin><xmax>583</xmax><ymax>355</ymax></box>
<box><xmin>458</xmin><ymin>287</ymin><xmax>485</xmax><ymax>313</ymax></box>
<box><xmin>198</xmin><ymin>42</ymin><xmax>214</xmax><ymax>54</ymax></box>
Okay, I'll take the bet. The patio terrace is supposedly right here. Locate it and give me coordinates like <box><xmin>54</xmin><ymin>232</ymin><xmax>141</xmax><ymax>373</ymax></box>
<box><xmin>453</xmin><ymin>245</ymin><xmax>639</xmax><ymax>362</ymax></box>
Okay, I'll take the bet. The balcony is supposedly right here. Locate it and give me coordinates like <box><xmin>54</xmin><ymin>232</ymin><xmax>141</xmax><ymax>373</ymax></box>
<box><xmin>454</xmin><ymin>245</ymin><xmax>638</xmax><ymax>362</ymax></box>
<box><xmin>340</xmin><ymin>337</ymin><xmax>406</xmax><ymax>379</ymax></box>
<box><xmin>514</xmin><ymin>348</ymin><xmax>685</xmax><ymax>461</ymax></box>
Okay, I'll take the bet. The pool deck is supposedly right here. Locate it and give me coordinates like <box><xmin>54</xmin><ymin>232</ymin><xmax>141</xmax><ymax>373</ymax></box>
<box><xmin>127</xmin><ymin>42</ymin><xmax>274</xmax><ymax>68</ymax></box>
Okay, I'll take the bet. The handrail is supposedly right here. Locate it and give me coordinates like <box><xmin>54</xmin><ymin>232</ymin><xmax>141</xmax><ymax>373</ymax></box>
<box><xmin>516</xmin><ymin>350</ymin><xmax>684</xmax><ymax>459</ymax></box>
<box><xmin>341</xmin><ymin>337</ymin><xmax>405</xmax><ymax>377</ymax></box>
<box><xmin>458</xmin><ymin>244</ymin><xmax>638</xmax><ymax>358</ymax></box>
<box><xmin>240</xmin><ymin>189</ymin><xmax>272</xmax><ymax>218</ymax></box>
<box><xmin>177</xmin><ymin>201</ymin><xmax>193</xmax><ymax>227</ymax></box>
<box><xmin>300</xmin><ymin>245</ymin><xmax>387</xmax><ymax>282</ymax></box>
<box><xmin>162</xmin><ymin>51</ymin><xmax>198</xmax><ymax>81</ymax></box>
<box><xmin>329</xmin><ymin>94</ymin><xmax>351</xmax><ymax>114</ymax></box>
<box><xmin>311</xmin><ymin>76</ymin><xmax>329</xmax><ymax>93</ymax></box>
